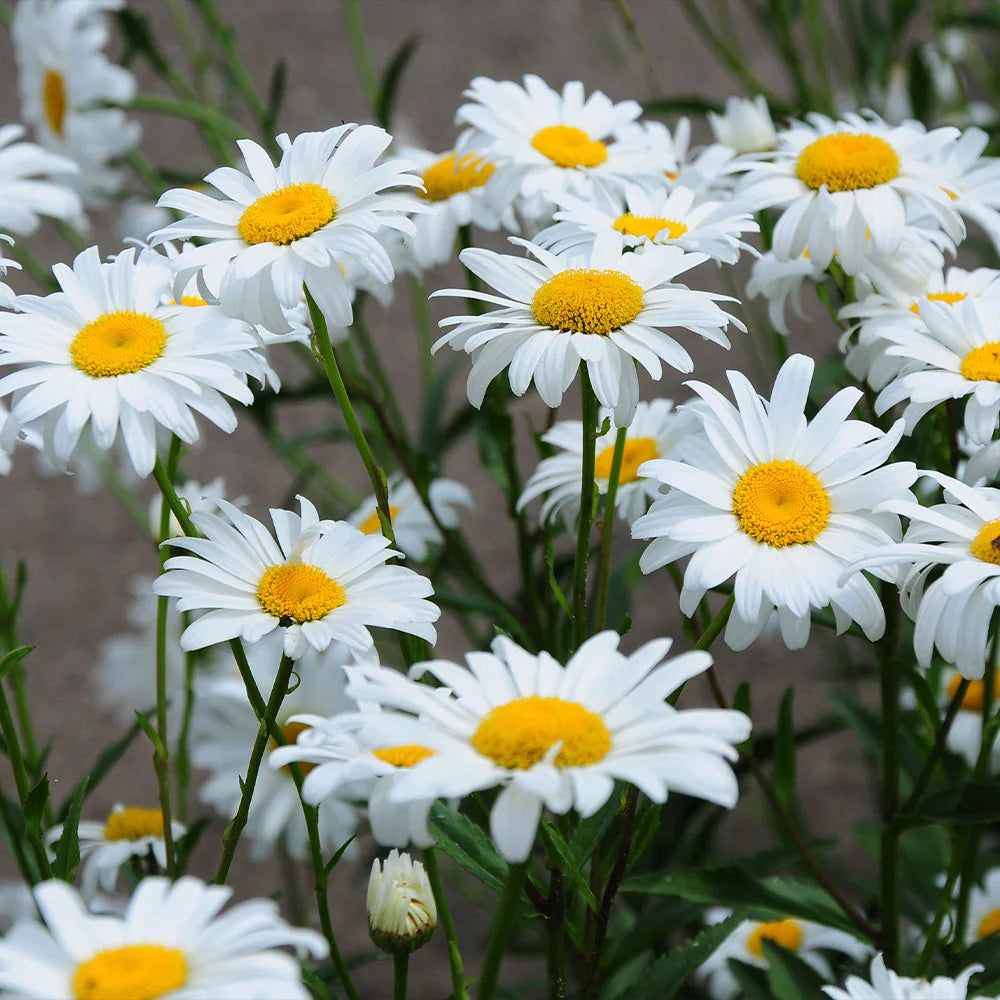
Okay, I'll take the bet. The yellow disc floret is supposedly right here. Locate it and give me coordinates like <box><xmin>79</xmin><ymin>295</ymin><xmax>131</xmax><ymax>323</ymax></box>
<box><xmin>961</xmin><ymin>342</ymin><xmax>1000</xmax><ymax>383</ymax></box>
<box><xmin>471</xmin><ymin>696</ymin><xmax>611</xmax><ymax>769</ymax></box>
<box><xmin>795</xmin><ymin>133</ymin><xmax>900</xmax><ymax>192</ymax></box>
<box><xmin>910</xmin><ymin>291</ymin><xmax>967</xmax><ymax>314</ymax></box>
<box><xmin>970</xmin><ymin>517</ymin><xmax>1000</xmax><ymax>565</ymax></box>
<box><xmin>978</xmin><ymin>907</ymin><xmax>1000</xmax><ymax>939</ymax></box>
<box><xmin>732</xmin><ymin>459</ymin><xmax>831</xmax><ymax>547</ymax></box>
<box><xmin>594</xmin><ymin>436</ymin><xmax>659</xmax><ymax>483</ymax></box>
<box><xmin>613</xmin><ymin>214</ymin><xmax>688</xmax><ymax>242</ymax></box>
<box><xmin>531</xmin><ymin>268</ymin><xmax>643</xmax><ymax>335</ymax></box>
<box><xmin>72</xmin><ymin>945</ymin><xmax>187</xmax><ymax>1000</ymax></box>
<box><xmin>948</xmin><ymin>672</ymin><xmax>1000</xmax><ymax>712</ymax></box>
<box><xmin>373</xmin><ymin>744</ymin><xmax>436</xmax><ymax>768</ymax></box>
<box><xmin>531</xmin><ymin>125</ymin><xmax>608</xmax><ymax>168</ymax></box>
<box><xmin>43</xmin><ymin>68</ymin><xmax>67</xmax><ymax>135</ymax></box>
<box><xmin>358</xmin><ymin>504</ymin><xmax>400</xmax><ymax>536</ymax></box>
<box><xmin>746</xmin><ymin>919</ymin><xmax>804</xmax><ymax>957</ymax></box>
<box><xmin>103</xmin><ymin>807</ymin><xmax>164</xmax><ymax>842</ymax></box>
<box><xmin>237</xmin><ymin>182</ymin><xmax>336</xmax><ymax>246</ymax></box>
<box><xmin>275</xmin><ymin>721</ymin><xmax>317</xmax><ymax>777</ymax></box>
<box><xmin>420</xmin><ymin>154</ymin><xmax>495</xmax><ymax>201</ymax></box>
<box><xmin>70</xmin><ymin>311</ymin><xmax>167</xmax><ymax>378</ymax></box>
<box><xmin>256</xmin><ymin>562</ymin><xmax>346</xmax><ymax>622</ymax></box>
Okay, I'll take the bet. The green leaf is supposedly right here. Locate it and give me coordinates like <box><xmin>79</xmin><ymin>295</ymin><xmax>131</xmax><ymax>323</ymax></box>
<box><xmin>571</xmin><ymin>795</ymin><xmax>619</xmax><ymax>867</ymax></box>
<box><xmin>324</xmin><ymin>834</ymin><xmax>357</xmax><ymax>878</ymax></box>
<box><xmin>643</xmin><ymin>95</ymin><xmax>725</xmax><ymax>116</ymax></box>
<box><xmin>0</xmin><ymin>645</ymin><xmax>33</xmax><ymax>685</ymax></box>
<box><xmin>375</xmin><ymin>34</ymin><xmax>419</xmax><ymax>132</ymax></box>
<box><xmin>301</xmin><ymin>967</ymin><xmax>337</xmax><ymax>1000</ymax></box>
<box><xmin>773</xmin><ymin>688</ymin><xmax>797</xmax><ymax>811</ymax></box>
<box><xmin>264</xmin><ymin>59</ymin><xmax>287</xmax><ymax>134</ymax></box>
<box><xmin>54</xmin><ymin>777</ymin><xmax>88</xmax><ymax>881</ymax></box>
<box><xmin>429</xmin><ymin>802</ymin><xmax>508</xmax><ymax>892</ymax></box>
<box><xmin>762</xmin><ymin>938</ymin><xmax>829</xmax><ymax>999</ymax></box>
<box><xmin>913</xmin><ymin>782</ymin><xmax>1000</xmax><ymax>826</ymax></box>
<box><xmin>726</xmin><ymin>959</ymin><xmax>775</xmax><ymax>1000</ymax></box>
<box><xmin>134</xmin><ymin>711</ymin><xmax>167</xmax><ymax>760</ymax></box>
<box><xmin>173</xmin><ymin>818</ymin><xmax>210</xmax><ymax>874</ymax></box>
<box><xmin>544</xmin><ymin>537</ymin><xmax>572</xmax><ymax>615</ymax></box>
<box><xmin>24</xmin><ymin>774</ymin><xmax>49</xmax><ymax>841</ymax></box>
<box><xmin>538</xmin><ymin>821</ymin><xmax>598</xmax><ymax>911</ymax></box>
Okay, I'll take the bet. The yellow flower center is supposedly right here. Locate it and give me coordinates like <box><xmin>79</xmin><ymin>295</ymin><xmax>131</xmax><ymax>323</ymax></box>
<box><xmin>102</xmin><ymin>807</ymin><xmax>164</xmax><ymax>842</ymax></box>
<box><xmin>961</xmin><ymin>342</ymin><xmax>1000</xmax><ymax>383</ymax></box>
<box><xmin>237</xmin><ymin>182</ymin><xmax>336</xmax><ymax>246</ymax></box>
<box><xmin>909</xmin><ymin>290</ymin><xmax>967</xmax><ymax>314</ymax></box>
<box><xmin>256</xmin><ymin>563</ymin><xmax>346</xmax><ymax>622</ymax></box>
<box><xmin>72</xmin><ymin>945</ymin><xmax>187</xmax><ymax>1000</ymax></box>
<box><xmin>358</xmin><ymin>504</ymin><xmax>400</xmax><ymax>536</ymax></box>
<box><xmin>746</xmin><ymin>919</ymin><xmax>804</xmax><ymax>958</ymax></box>
<box><xmin>420</xmin><ymin>153</ymin><xmax>495</xmax><ymax>201</ymax></box>
<box><xmin>732</xmin><ymin>459</ymin><xmax>831</xmax><ymax>547</ymax></box>
<box><xmin>947</xmin><ymin>673</ymin><xmax>1000</xmax><ymax>712</ymax></box>
<box><xmin>274</xmin><ymin>721</ymin><xmax>317</xmax><ymax>777</ymax></box>
<box><xmin>613</xmin><ymin>213</ymin><xmax>688</xmax><ymax>241</ymax></box>
<box><xmin>531</xmin><ymin>125</ymin><xmax>608</xmax><ymax>168</ymax></box>
<box><xmin>471</xmin><ymin>696</ymin><xmax>611</xmax><ymax>770</ymax></box>
<box><xmin>978</xmin><ymin>907</ymin><xmax>1000</xmax><ymax>939</ymax></box>
<box><xmin>594</xmin><ymin>436</ymin><xmax>659</xmax><ymax>483</ymax></box>
<box><xmin>531</xmin><ymin>268</ymin><xmax>643</xmax><ymax>335</ymax></box>
<box><xmin>70</xmin><ymin>311</ymin><xmax>168</xmax><ymax>378</ymax></box>
<box><xmin>43</xmin><ymin>68</ymin><xmax>66</xmax><ymax>135</ymax></box>
<box><xmin>373</xmin><ymin>744</ymin><xmax>436</xmax><ymax>768</ymax></box>
<box><xmin>178</xmin><ymin>295</ymin><xmax>208</xmax><ymax>307</ymax></box>
<box><xmin>970</xmin><ymin>518</ymin><xmax>1000</xmax><ymax>565</ymax></box>
<box><xmin>795</xmin><ymin>133</ymin><xmax>900</xmax><ymax>192</ymax></box>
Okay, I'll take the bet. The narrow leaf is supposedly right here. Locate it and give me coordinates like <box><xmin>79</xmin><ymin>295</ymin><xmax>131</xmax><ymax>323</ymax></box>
<box><xmin>54</xmin><ymin>777</ymin><xmax>88</xmax><ymax>881</ymax></box>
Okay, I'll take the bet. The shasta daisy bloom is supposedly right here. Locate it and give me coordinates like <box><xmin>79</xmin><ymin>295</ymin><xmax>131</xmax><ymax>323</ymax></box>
<box><xmin>964</xmin><ymin>868</ymin><xmax>1000</xmax><ymax>945</ymax></box>
<box><xmin>152</xmin><ymin>126</ymin><xmax>421</xmax><ymax>334</ymax></box>
<box><xmin>432</xmin><ymin>235</ymin><xmax>743</xmax><ymax>423</ymax></box>
<box><xmin>517</xmin><ymin>398</ymin><xmax>695</xmax><ymax>526</ymax></box>
<box><xmin>933</xmin><ymin>126</ymin><xmax>1000</xmax><ymax>254</ymax></box>
<box><xmin>824</xmin><ymin>953</ymin><xmax>989</xmax><ymax>1000</ymax></box>
<box><xmin>737</xmin><ymin>111</ymin><xmax>964</xmax><ymax>274</ymax></box>
<box><xmin>153</xmin><ymin>495</ymin><xmax>439</xmax><ymax>659</ymax></box>
<box><xmin>0</xmin><ymin>875</ymin><xmax>326</xmax><ymax>1000</ymax></box>
<box><xmin>0</xmin><ymin>123</ymin><xmax>83</xmax><ymax>233</ymax></box>
<box><xmin>344</xmin><ymin>631</ymin><xmax>751</xmax><ymax>863</ymax></box>
<box><xmin>0</xmin><ymin>245</ymin><xmax>265</xmax><ymax>477</ymax></box>
<box><xmin>708</xmin><ymin>95</ymin><xmax>778</xmax><ymax>155</ymax></box>
<box><xmin>632</xmin><ymin>353</ymin><xmax>917</xmax><ymax>651</ymax></box>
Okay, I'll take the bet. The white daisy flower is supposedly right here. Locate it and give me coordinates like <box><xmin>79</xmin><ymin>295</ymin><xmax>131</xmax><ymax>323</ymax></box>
<box><xmin>148</xmin><ymin>476</ymin><xmax>236</xmax><ymax>541</ymax></box>
<box><xmin>824</xmin><ymin>953</ymin><xmax>989</xmax><ymax>1000</ymax></box>
<box><xmin>660</xmin><ymin>117</ymin><xmax>743</xmax><ymax>199</ymax></box>
<box><xmin>0</xmin><ymin>245</ymin><xmax>266</xmax><ymax>477</ymax></box>
<box><xmin>633</xmin><ymin>353</ymin><xmax>917</xmax><ymax>651</ymax></box>
<box><xmin>12</xmin><ymin>0</ymin><xmax>139</xmax><ymax>205</ymax></box>
<box><xmin>44</xmin><ymin>804</ymin><xmax>184</xmax><ymax>901</ymax></box>
<box><xmin>698</xmin><ymin>908</ymin><xmax>870</xmax><ymax>1000</ymax></box>
<box><xmin>534</xmin><ymin>183</ymin><xmax>758</xmax><ymax>265</ymax></box>
<box><xmin>432</xmin><ymin>235</ymin><xmax>742</xmax><ymax>424</ymax></box>
<box><xmin>934</xmin><ymin>126</ymin><xmax>1000</xmax><ymax>254</ymax></box>
<box><xmin>153</xmin><ymin>494</ymin><xmax>439</xmax><ymax>659</ymax></box>
<box><xmin>347</xmin><ymin>475</ymin><xmax>472</xmax><ymax>562</ymax></box>
<box><xmin>0</xmin><ymin>399</ymin><xmax>42</xmax><ymax>477</ymax></box>
<box><xmin>191</xmin><ymin>631</ymin><xmax>359</xmax><ymax>861</ymax></box>
<box><xmin>0</xmin><ymin>123</ymin><xmax>83</xmax><ymax>233</ymax></box>
<box><xmin>344</xmin><ymin>631</ymin><xmax>751</xmax><ymax>863</ymax></box>
<box><xmin>935</xmin><ymin>668</ymin><xmax>1000</xmax><ymax>770</ymax></box>
<box><xmin>965</xmin><ymin>868</ymin><xmax>1000</xmax><ymax>946</ymax></box>
<box><xmin>745</xmin><ymin>250</ymin><xmax>826</xmax><ymax>337</ymax></box>
<box><xmin>119</xmin><ymin>198</ymin><xmax>172</xmax><ymax>245</ymax></box>
<box><xmin>152</xmin><ymin>126</ymin><xmax>421</xmax><ymax>334</ymax></box>
<box><xmin>455</xmin><ymin>75</ymin><xmax>670</xmax><ymax>224</ymax></box>
<box><xmin>737</xmin><ymin>111</ymin><xmax>964</xmax><ymax>274</ymax></box>
<box><xmin>708</xmin><ymin>95</ymin><xmax>778</xmax><ymax>155</ymax></box>
<box><xmin>0</xmin><ymin>875</ymin><xmax>326</xmax><ymax>1000</ymax></box>
<box><xmin>517</xmin><ymin>398</ymin><xmax>695</xmax><ymax>526</ymax></box>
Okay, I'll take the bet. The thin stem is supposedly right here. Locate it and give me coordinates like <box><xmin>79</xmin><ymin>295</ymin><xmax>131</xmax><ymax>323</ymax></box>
<box><xmin>174</xmin><ymin>643</ymin><xmax>197</xmax><ymax>824</ymax></box>
<box><xmin>880</xmin><ymin>594</ymin><xmax>902</xmax><ymax>967</ymax></box>
<box><xmin>572</xmin><ymin>371</ymin><xmax>600</xmax><ymax>648</ymax></box>
<box><xmin>593</xmin><ymin>427</ymin><xmax>626</xmax><ymax>633</ymax></box>
<box><xmin>546</xmin><ymin>866</ymin><xmax>566</xmax><ymax>1000</ymax></box>
<box><xmin>393</xmin><ymin>952</ymin><xmax>409</xmax><ymax>1000</ymax></box>
<box><xmin>0</xmin><ymin>559</ymin><xmax>39</xmax><ymax>774</ymax></box>
<box><xmin>409</xmin><ymin>273</ymin><xmax>435</xmax><ymax>390</ymax></box>
<box><xmin>476</xmin><ymin>862</ymin><xmax>529</xmax><ymax>1000</ymax></box>
<box><xmin>423</xmin><ymin>848</ymin><xmax>468</xmax><ymax>1000</ymax></box>
<box><xmin>342</xmin><ymin>0</ymin><xmax>379</xmax><ymax>115</ymax></box>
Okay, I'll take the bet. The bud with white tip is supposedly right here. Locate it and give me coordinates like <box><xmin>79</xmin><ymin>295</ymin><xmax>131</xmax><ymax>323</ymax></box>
<box><xmin>367</xmin><ymin>850</ymin><xmax>437</xmax><ymax>955</ymax></box>
<box><xmin>708</xmin><ymin>95</ymin><xmax>777</xmax><ymax>154</ymax></box>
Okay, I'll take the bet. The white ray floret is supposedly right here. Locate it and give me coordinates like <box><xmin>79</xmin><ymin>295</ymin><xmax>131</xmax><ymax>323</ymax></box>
<box><xmin>824</xmin><ymin>953</ymin><xmax>988</xmax><ymax>1000</ymax></box>
<box><xmin>0</xmin><ymin>123</ymin><xmax>83</xmax><ymax>233</ymax></box>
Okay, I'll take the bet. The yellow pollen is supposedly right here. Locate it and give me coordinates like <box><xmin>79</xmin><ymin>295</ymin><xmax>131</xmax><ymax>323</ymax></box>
<box><xmin>70</xmin><ymin>311</ymin><xmax>167</xmax><ymax>378</ymax></box>
<box><xmin>531</xmin><ymin>125</ymin><xmax>608</xmax><ymax>168</ymax></box>
<box><xmin>948</xmin><ymin>673</ymin><xmax>1000</xmax><ymax>712</ymax></box>
<box><xmin>961</xmin><ymin>342</ymin><xmax>1000</xmax><ymax>383</ymax></box>
<box><xmin>420</xmin><ymin>153</ymin><xmax>495</xmax><ymax>201</ymax></box>
<box><xmin>178</xmin><ymin>295</ymin><xmax>207</xmax><ymax>307</ymax></box>
<box><xmin>256</xmin><ymin>562</ymin><xmax>346</xmax><ymax>622</ymax></box>
<box><xmin>531</xmin><ymin>268</ymin><xmax>643</xmax><ymax>335</ymax></box>
<box><xmin>43</xmin><ymin>68</ymin><xmax>66</xmax><ymax>135</ymax></box>
<box><xmin>910</xmin><ymin>291</ymin><xmax>967</xmax><ymax>314</ymax></box>
<box><xmin>471</xmin><ymin>696</ymin><xmax>611</xmax><ymax>770</ymax></box>
<box><xmin>373</xmin><ymin>744</ymin><xmax>436</xmax><ymax>768</ymax></box>
<box><xmin>358</xmin><ymin>504</ymin><xmax>400</xmax><ymax>535</ymax></box>
<box><xmin>795</xmin><ymin>133</ymin><xmax>900</xmax><ymax>192</ymax></box>
<box><xmin>732</xmin><ymin>459</ymin><xmax>831</xmax><ymax>547</ymax></box>
<box><xmin>72</xmin><ymin>945</ymin><xmax>187</xmax><ymax>1000</ymax></box>
<box><xmin>970</xmin><ymin>518</ymin><xmax>1000</xmax><ymax>565</ymax></box>
<box><xmin>237</xmin><ymin>182</ymin><xmax>336</xmax><ymax>246</ymax></box>
<box><xmin>102</xmin><ymin>807</ymin><xmax>164</xmax><ymax>842</ymax></box>
<box><xmin>978</xmin><ymin>907</ymin><xmax>1000</xmax><ymax>939</ymax></box>
<box><xmin>595</xmin><ymin>436</ymin><xmax>659</xmax><ymax>483</ymax></box>
<box><xmin>746</xmin><ymin>919</ymin><xmax>804</xmax><ymax>958</ymax></box>
<box><xmin>613</xmin><ymin>213</ymin><xmax>688</xmax><ymax>242</ymax></box>
<box><xmin>275</xmin><ymin>721</ymin><xmax>317</xmax><ymax>777</ymax></box>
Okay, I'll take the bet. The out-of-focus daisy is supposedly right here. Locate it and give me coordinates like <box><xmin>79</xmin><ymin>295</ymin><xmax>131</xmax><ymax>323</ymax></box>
<box><xmin>0</xmin><ymin>245</ymin><xmax>265</xmax><ymax>477</ymax></box>
<box><xmin>432</xmin><ymin>236</ymin><xmax>742</xmax><ymax>423</ymax></box>
<box><xmin>191</xmin><ymin>632</ymin><xmax>359</xmax><ymax>861</ymax></box>
<box><xmin>119</xmin><ymin>198</ymin><xmax>171</xmax><ymax>244</ymax></box>
<box><xmin>345</xmin><ymin>631</ymin><xmax>751</xmax><ymax>863</ymax></box>
<box><xmin>367</xmin><ymin>850</ymin><xmax>437</xmax><ymax>955</ymax></box>
<box><xmin>44</xmin><ymin>804</ymin><xmax>183</xmax><ymax>900</ymax></box>
<box><xmin>698</xmin><ymin>908</ymin><xmax>870</xmax><ymax>1000</ymax></box>
<box><xmin>633</xmin><ymin>354</ymin><xmax>917</xmax><ymax>650</ymax></box>
<box><xmin>153</xmin><ymin>495</ymin><xmax>439</xmax><ymax>659</ymax></box>
<box><xmin>708</xmin><ymin>95</ymin><xmax>778</xmax><ymax>154</ymax></box>
<box><xmin>534</xmin><ymin>183</ymin><xmax>758</xmax><ymax>265</ymax></box>
<box><xmin>455</xmin><ymin>75</ymin><xmax>670</xmax><ymax>223</ymax></box>
<box><xmin>965</xmin><ymin>868</ymin><xmax>1000</xmax><ymax>945</ymax></box>
<box><xmin>153</xmin><ymin>126</ymin><xmax>421</xmax><ymax>334</ymax></box>
<box><xmin>824</xmin><ymin>953</ymin><xmax>989</xmax><ymax>1000</ymax></box>
<box><xmin>518</xmin><ymin>398</ymin><xmax>694</xmax><ymax>526</ymax></box>
<box><xmin>934</xmin><ymin>668</ymin><xmax>1000</xmax><ymax>769</ymax></box>
<box><xmin>0</xmin><ymin>123</ymin><xmax>83</xmax><ymax>233</ymax></box>
<box><xmin>737</xmin><ymin>111</ymin><xmax>964</xmax><ymax>274</ymax></box>
<box><xmin>0</xmin><ymin>875</ymin><xmax>326</xmax><ymax>1000</ymax></box>
<box><xmin>12</xmin><ymin>0</ymin><xmax>139</xmax><ymax>205</ymax></box>
<box><xmin>347</xmin><ymin>475</ymin><xmax>472</xmax><ymax>561</ymax></box>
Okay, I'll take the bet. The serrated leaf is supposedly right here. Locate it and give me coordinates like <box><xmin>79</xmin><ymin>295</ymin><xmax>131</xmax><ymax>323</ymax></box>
<box><xmin>538</xmin><ymin>821</ymin><xmax>598</xmax><ymax>911</ymax></box>
<box><xmin>429</xmin><ymin>802</ymin><xmax>508</xmax><ymax>892</ymax></box>
<box><xmin>763</xmin><ymin>938</ymin><xmax>829</xmax><ymax>999</ymax></box>
<box><xmin>54</xmin><ymin>777</ymin><xmax>88</xmax><ymax>881</ymax></box>
<box><xmin>773</xmin><ymin>687</ymin><xmax>796</xmax><ymax>811</ymax></box>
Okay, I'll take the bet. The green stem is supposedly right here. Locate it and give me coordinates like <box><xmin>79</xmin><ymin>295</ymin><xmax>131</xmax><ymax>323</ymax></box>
<box><xmin>572</xmin><ymin>371</ymin><xmax>600</xmax><ymax>648</ymax></box>
<box><xmin>880</xmin><ymin>595</ymin><xmax>901</xmax><ymax>967</ymax></box>
<box><xmin>342</xmin><ymin>0</ymin><xmax>379</xmax><ymax>115</ymax></box>
<box><xmin>353</xmin><ymin>301</ymin><xmax>412</xmax><ymax>451</ymax></box>
<box><xmin>546</xmin><ymin>866</ymin><xmax>567</xmax><ymax>1000</ymax></box>
<box><xmin>393</xmin><ymin>952</ymin><xmax>409</xmax><ymax>1000</ymax></box>
<box><xmin>174</xmin><ymin>642</ymin><xmax>197</xmax><ymax>824</ymax></box>
<box><xmin>409</xmin><ymin>273</ymin><xmax>435</xmax><ymax>390</ymax></box>
<box><xmin>592</xmin><ymin>427</ymin><xmax>626</xmax><ymax>633</ymax></box>
<box><xmin>476</xmin><ymin>862</ymin><xmax>529</xmax><ymax>1000</ymax></box>
<box><xmin>424</xmin><ymin>848</ymin><xmax>469</xmax><ymax>1000</ymax></box>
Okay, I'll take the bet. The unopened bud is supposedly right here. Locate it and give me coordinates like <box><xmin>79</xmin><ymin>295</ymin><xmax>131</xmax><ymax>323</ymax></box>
<box><xmin>366</xmin><ymin>850</ymin><xmax>437</xmax><ymax>955</ymax></box>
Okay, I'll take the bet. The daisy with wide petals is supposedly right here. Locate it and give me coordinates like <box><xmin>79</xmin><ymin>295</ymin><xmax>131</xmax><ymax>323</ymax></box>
<box><xmin>824</xmin><ymin>953</ymin><xmax>990</xmax><ymax>1000</ymax></box>
<box><xmin>0</xmin><ymin>875</ymin><xmax>326</xmax><ymax>999</ymax></box>
<box><xmin>432</xmin><ymin>235</ymin><xmax>742</xmax><ymax>423</ymax></box>
<box><xmin>633</xmin><ymin>354</ymin><xmax>917</xmax><ymax>650</ymax></box>
<box><xmin>153</xmin><ymin>495</ymin><xmax>439</xmax><ymax>659</ymax></box>
<box><xmin>152</xmin><ymin>126</ymin><xmax>421</xmax><ymax>334</ymax></box>
<box><xmin>344</xmin><ymin>631</ymin><xmax>751</xmax><ymax>863</ymax></box>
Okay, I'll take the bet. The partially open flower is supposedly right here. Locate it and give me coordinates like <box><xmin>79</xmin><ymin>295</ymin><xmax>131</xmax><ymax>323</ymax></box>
<box><xmin>366</xmin><ymin>850</ymin><xmax>437</xmax><ymax>955</ymax></box>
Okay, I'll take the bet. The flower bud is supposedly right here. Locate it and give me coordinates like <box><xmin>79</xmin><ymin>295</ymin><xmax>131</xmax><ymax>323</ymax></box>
<box><xmin>708</xmin><ymin>95</ymin><xmax>777</xmax><ymax>154</ymax></box>
<box><xmin>366</xmin><ymin>850</ymin><xmax>437</xmax><ymax>955</ymax></box>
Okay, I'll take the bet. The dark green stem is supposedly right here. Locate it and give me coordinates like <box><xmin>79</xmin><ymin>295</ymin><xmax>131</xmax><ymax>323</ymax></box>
<box><xmin>476</xmin><ymin>862</ymin><xmax>529</xmax><ymax>1000</ymax></box>
<box><xmin>424</xmin><ymin>848</ymin><xmax>469</xmax><ymax>1000</ymax></box>
<box><xmin>393</xmin><ymin>952</ymin><xmax>409</xmax><ymax>1000</ymax></box>
<box><xmin>572</xmin><ymin>371</ymin><xmax>600</xmax><ymax>648</ymax></box>
<box><xmin>880</xmin><ymin>595</ymin><xmax>902</xmax><ymax>967</ymax></box>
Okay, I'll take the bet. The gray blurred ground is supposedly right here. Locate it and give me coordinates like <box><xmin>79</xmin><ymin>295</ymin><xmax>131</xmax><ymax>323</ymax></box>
<box><xmin>0</xmin><ymin>2</ymin><xmax>874</xmax><ymax>996</ymax></box>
